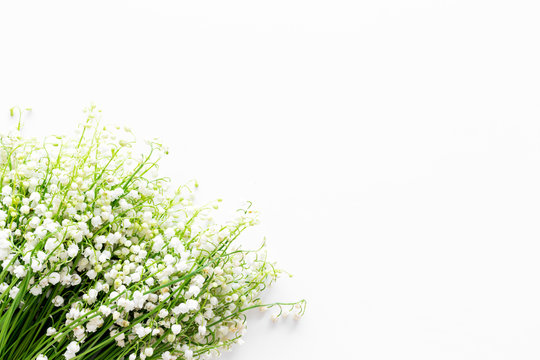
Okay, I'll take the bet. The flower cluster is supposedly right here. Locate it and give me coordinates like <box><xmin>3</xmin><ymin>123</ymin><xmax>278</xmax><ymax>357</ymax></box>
<box><xmin>0</xmin><ymin>107</ymin><xmax>305</xmax><ymax>360</ymax></box>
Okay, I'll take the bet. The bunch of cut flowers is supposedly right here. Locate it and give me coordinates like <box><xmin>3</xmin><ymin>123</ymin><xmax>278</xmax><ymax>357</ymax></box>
<box><xmin>0</xmin><ymin>107</ymin><xmax>305</xmax><ymax>360</ymax></box>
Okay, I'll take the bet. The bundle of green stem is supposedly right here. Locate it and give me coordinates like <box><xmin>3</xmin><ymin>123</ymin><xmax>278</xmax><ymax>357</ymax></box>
<box><xmin>0</xmin><ymin>107</ymin><xmax>305</xmax><ymax>360</ymax></box>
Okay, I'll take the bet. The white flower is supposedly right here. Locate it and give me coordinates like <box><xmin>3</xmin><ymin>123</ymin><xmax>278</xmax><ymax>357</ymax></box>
<box><xmin>91</xmin><ymin>216</ymin><xmax>102</xmax><ymax>228</ymax></box>
<box><xmin>49</xmin><ymin>272</ymin><xmax>60</xmax><ymax>285</ymax></box>
<box><xmin>144</xmin><ymin>348</ymin><xmax>154</xmax><ymax>357</ymax></box>
<box><xmin>152</xmin><ymin>235</ymin><xmax>164</xmax><ymax>252</ymax></box>
<box><xmin>1</xmin><ymin>185</ymin><xmax>12</xmax><ymax>196</ymax></box>
<box><xmin>172</xmin><ymin>303</ymin><xmax>188</xmax><ymax>315</ymax></box>
<box><xmin>186</xmin><ymin>299</ymin><xmax>199</xmax><ymax>311</ymax></box>
<box><xmin>67</xmin><ymin>244</ymin><xmax>79</xmax><ymax>258</ymax></box>
<box><xmin>135</xmin><ymin>325</ymin><xmax>151</xmax><ymax>338</ymax></box>
<box><xmin>162</xmin><ymin>351</ymin><xmax>173</xmax><ymax>360</ymax></box>
<box><xmin>171</xmin><ymin>324</ymin><xmax>182</xmax><ymax>335</ymax></box>
<box><xmin>52</xmin><ymin>295</ymin><xmax>64</xmax><ymax>307</ymax></box>
<box><xmin>9</xmin><ymin>286</ymin><xmax>19</xmax><ymax>299</ymax></box>
<box><xmin>132</xmin><ymin>290</ymin><xmax>146</xmax><ymax>309</ymax></box>
<box><xmin>98</xmin><ymin>250</ymin><xmax>111</xmax><ymax>263</ymax></box>
<box><xmin>13</xmin><ymin>265</ymin><xmax>26</xmax><ymax>278</ymax></box>
<box><xmin>3</xmin><ymin>196</ymin><xmax>12</xmax><ymax>206</ymax></box>
<box><xmin>71</xmin><ymin>274</ymin><xmax>82</xmax><ymax>286</ymax></box>
<box><xmin>186</xmin><ymin>285</ymin><xmax>200</xmax><ymax>298</ymax></box>
<box><xmin>73</xmin><ymin>326</ymin><xmax>85</xmax><ymax>340</ymax></box>
<box><xmin>67</xmin><ymin>341</ymin><xmax>80</xmax><ymax>353</ymax></box>
<box><xmin>29</xmin><ymin>192</ymin><xmax>41</xmax><ymax>203</ymax></box>
<box><xmin>64</xmin><ymin>341</ymin><xmax>80</xmax><ymax>360</ymax></box>
<box><xmin>198</xmin><ymin>325</ymin><xmax>207</xmax><ymax>336</ymax></box>
<box><xmin>29</xmin><ymin>286</ymin><xmax>42</xmax><ymax>296</ymax></box>
<box><xmin>86</xmin><ymin>269</ymin><xmax>97</xmax><ymax>279</ymax></box>
<box><xmin>36</xmin><ymin>355</ymin><xmax>48</xmax><ymax>360</ymax></box>
<box><xmin>99</xmin><ymin>305</ymin><xmax>112</xmax><ymax>316</ymax></box>
<box><xmin>46</xmin><ymin>327</ymin><xmax>57</xmax><ymax>336</ymax></box>
<box><xmin>0</xmin><ymin>247</ymin><xmax>10</xmax><ymax>261</ymax></box>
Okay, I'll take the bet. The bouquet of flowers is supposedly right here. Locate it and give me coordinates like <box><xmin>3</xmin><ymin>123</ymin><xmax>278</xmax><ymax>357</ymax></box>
<box><xmin>0</xmin><ymin>107</ymin><xmax>305</xmax><ymax>360</ymax></box>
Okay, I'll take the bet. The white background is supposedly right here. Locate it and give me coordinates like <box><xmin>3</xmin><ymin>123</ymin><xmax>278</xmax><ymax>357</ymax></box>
<box><xmin>2</xmin><ymin>1</ymin><xmax>540</xmax><ymax>359</ymax></box>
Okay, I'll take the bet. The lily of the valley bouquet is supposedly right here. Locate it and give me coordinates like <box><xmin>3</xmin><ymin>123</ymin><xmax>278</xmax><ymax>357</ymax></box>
<box><xmin>0</xmin><ymin>107</ymin><xmax>305</xmax><ymax>360</ymax></box>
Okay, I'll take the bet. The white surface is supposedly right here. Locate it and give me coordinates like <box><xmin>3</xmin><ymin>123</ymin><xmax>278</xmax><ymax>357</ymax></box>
<box><xmin>2</xmin><ymin>1</ymin><xmax>540</xmax><ymax>359</ymax></box>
